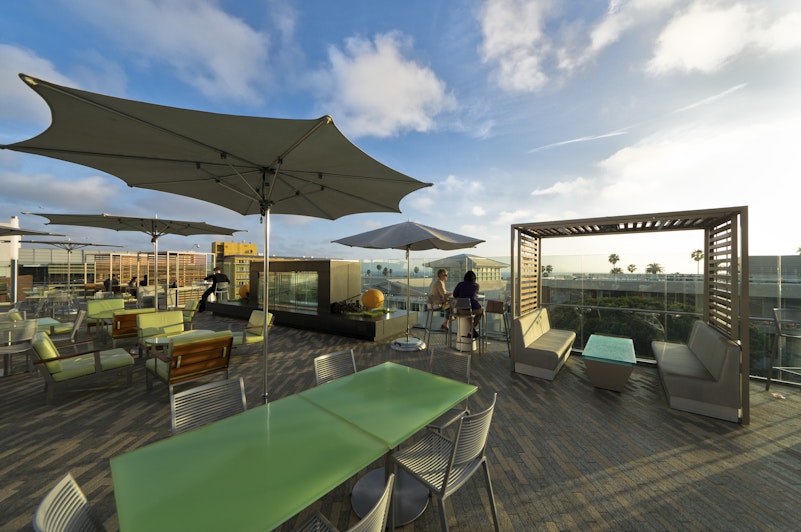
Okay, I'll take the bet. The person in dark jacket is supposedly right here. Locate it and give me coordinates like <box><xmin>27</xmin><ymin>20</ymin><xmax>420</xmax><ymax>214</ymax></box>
<box><xmin>199</xmin><ymin>267</ymin><xmax>229</xmax><ymax>312</ymax></box>
<box><xmin>452</xmin><ymin>270</ymin><xmax>483</xmax><ymax>337</ymax></box>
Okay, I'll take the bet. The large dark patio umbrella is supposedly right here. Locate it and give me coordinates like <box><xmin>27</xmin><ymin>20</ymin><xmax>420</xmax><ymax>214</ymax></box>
<box><xmin>24</xmin><ymin>213</ymin><xmax>241</xmax><ymax>310</ymax></box>
<box><xmin>2</xmin><ymin>74</ymin><xmax>431</xmax><ymax>402</ymax></box>
<box><xmin>22</xmin><ymin>239</ymin><xmax>120</xmax><ymax>292</ymax></box>
<box><xmin>334</xmin><ymin>221</ymin><xmax>483</xmax><ymax>351</ymax></box>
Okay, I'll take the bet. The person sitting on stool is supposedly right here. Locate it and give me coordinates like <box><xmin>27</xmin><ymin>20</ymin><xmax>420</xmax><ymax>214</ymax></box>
<box><xmin>199</xmin><ymin>267</ymin><xmax>229</xmax><ymax>312</ymax></box>
<box><xmin>452</xmin><ymin>270</ymin><xmax>483</xmax><ymax>338</ymax></box>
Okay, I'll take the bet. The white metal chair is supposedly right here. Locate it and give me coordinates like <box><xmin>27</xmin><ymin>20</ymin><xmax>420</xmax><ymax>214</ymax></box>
<box><xmin>313</xmin><ymin>349</ymin><xmax>357</xmax><ymax>386</ymax></box>
<box><xmin>170</xmin><ymin>377</ymin><xmax>247</xmax><ymax>435</ymax></box>
<box><xmin>391</xmin><ymin>394</ymin><xmax>499</xmax><ymax>531</ymax></box>
<box><xmin>1</xmin><ymin>319</ymin><xmax>38</xmax><ymax>376</ymax></box>
<box><xmin>426</xmin><ymin>348</ymin><xmax>471</xmax><ymax>432</ymax></box>
<box><xmin>33</xmin><ymin>472</ymin><xmax>105</xmax><ymax>532</ymax></box>
<box><xmin>48</xmin><ymin>310</ymin><xmax>87</xmax><ymax>345</ymax></box>
<box><xmin>214</xmin><ymin>282</ymin><xmax>230</xmax><ymax>303</ymax></box>
<box><xmin>294</xmin><ymin>473</ymin><xmax>395</xmax><ymax>532</ymax></box>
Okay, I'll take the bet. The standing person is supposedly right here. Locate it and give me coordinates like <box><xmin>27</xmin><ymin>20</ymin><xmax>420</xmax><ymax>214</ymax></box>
<box><xmin>428</xmin><ymin>268</ymin><xmax>454</xmax><ymax>330</ymax></box>
<box><xmin>199</xmin><ymin>267</ymin><xmax>229</xmax><ymax>312</ymax></box>
<box><xmin>452</xmin><ymin>270</ymin><xmax>483</xmax><ymax>337</ymax></box>
<box><xmin>103</xmin><ymin>273</ymin><xmax>120</xmax><ymax>292</ymax></box>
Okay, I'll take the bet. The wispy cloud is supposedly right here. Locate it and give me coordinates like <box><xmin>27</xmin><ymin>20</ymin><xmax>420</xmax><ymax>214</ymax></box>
<box><xmin>528</xmin><ymin>130</ymin><xmax>627</xmax><ymax>153</ymax></box>
<box><xmin>671</xmin><ymin>83</ymin><xmax>747</xmax><ymax>114</ymax></box>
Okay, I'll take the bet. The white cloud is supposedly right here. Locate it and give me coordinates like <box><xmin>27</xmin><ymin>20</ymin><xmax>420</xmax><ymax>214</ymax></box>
<box><xmin>531</xmin><ymin>177</ymin><xmax>595</xmax><ymax>196</ymax></box>
<box><xmin>479</xmin><ymin>0</ymin><xmax>552</xmax><ymax>92</ymax></box>
<box><xmin>647</xmin><ymin>3</ymin><xmax>801</xmax><ymax>75</ymax></box>
<box><xmin>0</xmin><ymin>45</ymin><xmax>74</xmax><ymax>127</ymax></box>
<box><xmin>63</xmin><ymin>0</ymin><xmax>270</xmax><ymax>103</ymax></box>
<box><xmin>319</xmin><ymin>32</ymin><xmax>455</xmax><ymax>138</ymax></box>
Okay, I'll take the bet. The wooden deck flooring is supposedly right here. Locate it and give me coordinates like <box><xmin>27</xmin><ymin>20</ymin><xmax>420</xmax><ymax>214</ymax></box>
<box><xmin>2</xmin><ymin>310</ymin><xmax>800</xmax><ymax>531</ymax></box>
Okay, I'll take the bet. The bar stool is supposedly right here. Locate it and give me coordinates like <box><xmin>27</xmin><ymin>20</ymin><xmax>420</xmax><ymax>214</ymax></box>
<box><xmin>483</xmin><ymin>299</ymin><xmax>510</xmax><ymax>355</ymax></box>
<box><xmin>214</xmin><ymin>282</ymin><xmax>230</xmax><ymax>303</ymax></box>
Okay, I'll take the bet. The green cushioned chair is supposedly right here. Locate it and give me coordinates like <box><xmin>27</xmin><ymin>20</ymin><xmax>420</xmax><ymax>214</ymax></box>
<box><xmin>232</xmin><ymin>310</ymin><xmax>273</xmax><ymax>347</ymax></box>
<box><xmin>30</xmin><ymin>331</ymin><xmax>134</xmax><ymax>403</ymax></box>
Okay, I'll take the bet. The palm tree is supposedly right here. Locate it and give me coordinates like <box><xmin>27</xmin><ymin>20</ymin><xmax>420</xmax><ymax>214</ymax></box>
<box><xmin>413</xmin><ymin>266</ymin><xmax>419</xmax><ymax>277</ymax></box>
<box><xmin>691</xmin><ymin>249</ymin><xmax>704</xmax><ymax>274</ymax></box>
<box><xmin>610</xmin><ymin>267</ymin><xmax>623</xmax><ymax>274</ymax></box>
<box><xmin>366</xmin><ymin>269</ymin><xmax>371</xmax><ymax>277</ymax></box>
<box><xmin>797</xmin><ymin>247</ymin><xmax>801</xmax><ymax>255</ymax></box>
<box><xmin>608</xmin><ymin>253</ymin><xmax>620</xmax><ymax>274</ymax></box>
<box><xmin>646</xmin><ymin>262</ymin><xmax>664</xmax><ymax>275</ymax></box>
<box><xmin>627</xmin><ymin>264</ymin><xmax>637</xmax><ymax>273</ymax></box>
<box><xmin>545</xmin><ymin>264</ymin><xmax>553</xmax><ymax>277</ymax></box>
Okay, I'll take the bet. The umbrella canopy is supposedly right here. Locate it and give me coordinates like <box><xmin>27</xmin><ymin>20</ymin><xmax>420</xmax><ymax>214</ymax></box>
<box><xmin>24</xmin><ymin>213</ymin><xmax>242</xmax><ymax>309</ymax></box>
<box><xmin>0</xmin><ymin>227</ymin><xmax>63</xmax><ymax>238</ymax></box>
<box><xmin>333</xmin><ymin>221</ymin><xmax>483</xmax><ymax>351</ymax></box>
<box><xmin>22</xmin><ymin>240</ymin><xmax>120</xmax><ymax>291</ymax></box>
<box><xmin>3</xmin><ymin>74</ymin><xmax>431</xmax><ymax>402</ymax></box>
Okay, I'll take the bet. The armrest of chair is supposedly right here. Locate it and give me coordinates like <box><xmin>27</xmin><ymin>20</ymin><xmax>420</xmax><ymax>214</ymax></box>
<box><xmin>34</xmin><ymin>349</ymin><xmax>105</xmax><ymax>372</ymax></box>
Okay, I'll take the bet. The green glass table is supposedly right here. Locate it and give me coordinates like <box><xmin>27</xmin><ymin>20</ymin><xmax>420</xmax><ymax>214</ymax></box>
<box><xmin>582</xmin><ymin>334</ymin><xmax>637</xmax><ymax>392</ymax></box>
<box><xmin>111</xmin><ymin>362</ymin><xmax>475</xmax><ymax>531</ymax></box>
<box><xmin>111</xmin><ymin>394</ymin><xmax>387</xmax><ymax>531</ymax></box>
<box><xmin>300</xmin><ymin>362</ymin><xmax>477</xmax><ymax>524</ymax></box>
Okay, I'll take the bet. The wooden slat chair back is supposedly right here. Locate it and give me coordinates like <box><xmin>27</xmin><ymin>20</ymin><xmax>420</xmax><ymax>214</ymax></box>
<box><xmin>145</xmin><ymin>332</ymin><xmax>234</xmax><ymax>395</ymax></box>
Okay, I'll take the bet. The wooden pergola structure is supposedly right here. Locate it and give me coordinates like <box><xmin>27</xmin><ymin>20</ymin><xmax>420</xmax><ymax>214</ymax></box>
<box><xmin>510</xmin><ymin>206</ymin><xmax>750</xmax><ymax>423</ymax></box>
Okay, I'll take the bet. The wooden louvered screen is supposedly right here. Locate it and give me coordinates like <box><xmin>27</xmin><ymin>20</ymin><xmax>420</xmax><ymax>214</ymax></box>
<box><xmin>516</xmin><ymin>231</ymin><xmax>539</xmax><ymax>316</ymax></box>
<box><xmin>705</xmin><ymin>216</ymin><xmax>738</xmax><ymax>339</ymax></box>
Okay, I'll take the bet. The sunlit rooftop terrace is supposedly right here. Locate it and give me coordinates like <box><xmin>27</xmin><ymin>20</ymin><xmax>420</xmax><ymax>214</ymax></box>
<box><xmin>2</xmin><ymin>309</ymin><xmax>800</xmax><ymax>531</ymax></box>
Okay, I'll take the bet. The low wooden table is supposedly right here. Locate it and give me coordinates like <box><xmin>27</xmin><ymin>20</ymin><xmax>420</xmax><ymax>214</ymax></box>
<box><xmin>582</xmin><ymin>334</ymin><xmax>636</xmax><ymax>392</ymax></box>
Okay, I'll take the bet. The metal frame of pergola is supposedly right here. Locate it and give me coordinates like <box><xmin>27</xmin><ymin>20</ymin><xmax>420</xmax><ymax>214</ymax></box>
<box><xmin>510</xmin><ymin>206</ymin><xmax>750</xmax><ymax>424</ymax></box>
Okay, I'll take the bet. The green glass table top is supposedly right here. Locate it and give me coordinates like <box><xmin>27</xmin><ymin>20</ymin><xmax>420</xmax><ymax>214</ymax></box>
<box><xmin>111</xmin><ymin>394</ymin><xmax>387</xmax><ymax>532</ymax></box>
<box><xmin>299</xmin><ymin>362</ymin><xmax>477</xmax><ymax>447</ymax></box>
<box><xmin>583</xmin><ymin>334</ymin><xmax>636</xmax><ymax>366</ymax></box>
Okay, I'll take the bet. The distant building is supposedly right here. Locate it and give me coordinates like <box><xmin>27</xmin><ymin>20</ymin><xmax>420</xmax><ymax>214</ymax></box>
<box><xmin>423</xmin><ymin>254</ymin><xmax>508</xmax><ymax>286</ymax></box>
<box><xmin>212</xmin><ymin>241</ymin><xmax>260</xmax><ymax>299</ymax></box>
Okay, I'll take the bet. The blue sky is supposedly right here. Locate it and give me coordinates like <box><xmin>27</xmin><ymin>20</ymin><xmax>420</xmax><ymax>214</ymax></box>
<box><xmin>1</xmin><ymin>0</ymin><xmax>800</xmax><ymax>269</ymax></box>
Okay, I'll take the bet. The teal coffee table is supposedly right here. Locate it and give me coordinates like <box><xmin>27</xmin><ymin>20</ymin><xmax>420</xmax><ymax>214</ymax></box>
<box><xmin>582</xmin><ymin>334</ymin><xmax>636</xmax><ymax>392</ymax></box>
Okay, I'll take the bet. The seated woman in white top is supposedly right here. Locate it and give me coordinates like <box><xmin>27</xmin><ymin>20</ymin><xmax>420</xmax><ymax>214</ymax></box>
<box><xmin>428</xmin><ymin>268</ymin><xmax>454</xmax><ymax>330</ymax></box>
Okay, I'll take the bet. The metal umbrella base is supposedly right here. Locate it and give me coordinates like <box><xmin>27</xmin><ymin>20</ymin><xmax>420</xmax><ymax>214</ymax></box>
<box><xmin>351</xmin><ymin>468</ymin><xmax>429</xmax><ymax>526</ymax></box>
<box><xmin>390</xmin><ymin>336</ymin><xmax>426</xmax><ymax>352</ymax></box>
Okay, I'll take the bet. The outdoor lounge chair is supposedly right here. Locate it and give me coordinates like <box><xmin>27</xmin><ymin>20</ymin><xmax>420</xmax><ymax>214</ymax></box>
<box><xmin>231</xmin><ymin>310</ymin><xmax>273</xmax><ymax>347</ymax></box>
<box><xmin>391</xmin><ymin>394</ymin><xmax>499</xmax><ymax>531</ymax></box>
<box><xmin>33</xmin><ymin>472</ymin><xmax>105</xmax><ymax>532</ymax></box>
<box><xmin>0</xmin><ymin>319</ymin><xmax>37</xmax><ymax>376</ymax></box>
<box><xmin>47</xmin><ymin>310</ymin><xmax>87</xmax><ymax>345</ymax></box>
<box><xmin>30</xmin><ymin>332</ymin><xmax>134</xmax><ymax>403</ymax></box>
<box><xmin>170</xmin><ymin>377</ymin><xmax>247</xmax><ymax>435</ymax></box>
<box><xmin>294</xmin><ymin>473</ymin><xmax>395</xmax><ymax>532</ymax></box>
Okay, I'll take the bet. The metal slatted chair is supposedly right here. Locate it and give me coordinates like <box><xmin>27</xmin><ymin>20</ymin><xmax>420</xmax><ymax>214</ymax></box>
<box><xmin>294</xmin><ymin>473</ymin><xmax>395</xmax><ymax>532</ymax></box>
<box><xmin>33</xmin><ymin>472</ymin><xmax>105</xmax><ymax>532</ymax></box>
<box><xmin>313</xmin><ymin>349</ymin><xmax>357</xmax><ymax>386</ymax></box>
<box><xmin>426</xmin><ymin>348</ymin><xmax>471</xmax><ymax>432</ymax></box>
<box><xmin>1</xmin><ymin>319</ymin><xmax>38</xmax><ymax>376</ymax></box>
<box><xmin>170</xmin><ymin>377</ymin><xmax>247</xmax><ymax>435</ymax></box>
<box><xmin>391</xmin><ymin>394</ymin><xmax>499</xmax><ymax>531</ymax></box>
<box><xmin>48</xmin><ymin>310</ymin><xmax>87</xmax><ymax>345</ymax></box>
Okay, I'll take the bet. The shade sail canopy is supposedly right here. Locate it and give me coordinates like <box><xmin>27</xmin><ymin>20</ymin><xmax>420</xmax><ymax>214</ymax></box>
<box><xmin>22</xmin><ymin>239</ymin><xmax>121</xmax><ymax>290</ymax></box>
<box><xmin>23</xmin><ymin>213</ymin><xmax>243</xmax><ymax>240</ymax></box>
<box><xmin>25</xmin><ymin>213</ymin><xmax>242</xmax><ymax>308</ymax></box>
<box><xmin>0</xmin><ymin>227</ymin><xmax>63</xmax><ymax>238</ymax></box>
<box><xmin>334</xmin><ymin>221</ymin><xmax>483</xmax><ymax>351</ymax></box>
<box><xmin>4</xmin><ymin>74</ymin><xmax>430</xmax><ymax>402</ymax></box>
<box><xmin>333</xmin><ymin>221</ymin><xmax>484</xmax><ymax>252</ymax></box>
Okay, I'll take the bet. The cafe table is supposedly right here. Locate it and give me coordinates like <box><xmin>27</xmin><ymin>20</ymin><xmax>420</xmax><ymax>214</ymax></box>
<box><xmin>299</xmin><ymin>362</ymin><xmax>478</xmax><ymax>525</ymax></box>
<box><xmin>111</xmin><ymin>394</ymin><xmax>388</xmax><ymax>531</ymax></box>
<box><xmin>110</xmin><ymin>362</ymin><xmax>476</xmax><ymax>531</ymax></box>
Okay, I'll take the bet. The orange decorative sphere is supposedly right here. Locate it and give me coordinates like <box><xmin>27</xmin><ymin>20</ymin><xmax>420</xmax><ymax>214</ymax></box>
<box><xmin>238</xmin><ymin>284</ymin><xmax>250</xmax><ymax>299</ymax></box>
<box><xmin>361</xmin><ymin>289</ymin><xmax>384</xmax><ymax>309</ymax></box>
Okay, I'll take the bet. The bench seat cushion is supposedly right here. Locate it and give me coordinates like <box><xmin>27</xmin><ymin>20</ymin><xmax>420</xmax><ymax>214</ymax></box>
<box><xmin>52</xmin><ymin>349</ymin><xmax>134</xmax><ymax>382</ymax></box>
<box><xmin>652</xmin><ymin>342</ymin><xmax>713</xmax><ymax>381</ymax></box>
<box><xmin>516</xmin><ymin>329</ymin><xmax>576</xmax><ymax>370</ymax></box>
